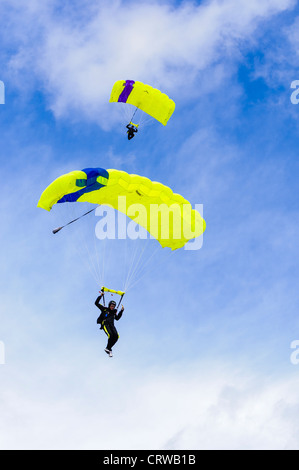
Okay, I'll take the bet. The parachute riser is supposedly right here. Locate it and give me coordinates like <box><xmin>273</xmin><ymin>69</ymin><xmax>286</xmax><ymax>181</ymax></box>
<box><xmin>117</xmin><ymin>294</ymin><xmax>124</xmax><ymax>310</ymax></box>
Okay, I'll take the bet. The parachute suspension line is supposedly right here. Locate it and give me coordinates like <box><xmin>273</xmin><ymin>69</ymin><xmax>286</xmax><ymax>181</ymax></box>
<box><xmin>68</xmin><ymin>205</ymin><xmax>101</xmax><ymax>285</ymax></box>
<box><xmin>128</xmin><ymin>107</ymin><xmax>152</xmax><ymax>128</ymax></box>
<box><xmin>126</xmin><ymin>246</ymin><xmax>174</xmax><ymax>293</ymax></box>
<box><xmin>124</xmin><ymin>242</ymin><xmax>160</xmax><ymax>292</ymax></box>
<box><xmin>121</xmin><ymin>227</ymin><xmax>132</xmax><ymax>292</ymax></box>
<box><xmin>125</xmin><ymin>245</ymin><xmax>159</xmax><ymax>291</ymax></box>
<box><xmin>120</xmin><ymin>236</ymin><xmax>128</xmax><ymax>295</ymax></box>
<box><xmin>93</xmin><ymin>226</ymin><xmax>101</xmax><ymax>286</ymax></box>
<box><xmin>72</xmin><ymin>239</ymin><xmax>100</xmax><ymax>285</ymax></box>
<box><xmin>123</xmin><ymin>236</ymin><xmax>144</xmax><ymax>292</ymax></box>
<box><xmin>76</xmin><ymin>208</ymin><xmax>98</xmax><ymax>284</ymax></box>
<box><xmin>122</xmin><ymin>216</ymin><xmax>138</xmax><ymax>292</ymax></box>
<box><xmin>74</xmin><ymin>206</ymin><xmax>102</xmax><ymax>286</ymax></box>
<box><xmin>123</xmin><ymin>237</ymin><xmax>139</xmax><ymax>288</ymax></box>
<box><xmin>100</xmin><ymin>234</ymin><xmax>108</xmax><ymax>289</ymax></box>
<box><xmin>84</xmin><ymin>219</ymin><xmax>101</xmax><ymax>286</ymax></box>
<box><xmin>130</xmin><ymin>106</ymin><xmax>139</xmax><ymax>125</ymax></box>
<box><xmin>124</xmin><ymin>237</ymin><xmax>151</xmax><ymax>292</ymax></box>
<box><xmin>91</xmin><ymin>205</ymin><xmax>108</xmax><ymax>287</ymax></box>
<box><xmin>73</xmin><ymin>204</ymin><xmax>105</xmax><ymax>288</ymax></box>
<box><xmin>52</xmin><ymin>205</ymin><xmax>102</xmax><ymax>285</ymax></box>
<box><xmin>52</xmin><ymin>208</ymin><xmax>96</xmax><ymax>234</ymax></box>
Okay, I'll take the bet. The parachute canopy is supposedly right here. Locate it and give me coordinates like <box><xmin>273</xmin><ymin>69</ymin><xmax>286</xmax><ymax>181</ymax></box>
<box><xmin>109</xmin><ymin>80</ymin><xmax>175</xmax><ymax>126</ymax></box>
<box><xmin>37</xmin><ymin>167</ymin><xmax>205</xmax><ymax>250</ymax></box>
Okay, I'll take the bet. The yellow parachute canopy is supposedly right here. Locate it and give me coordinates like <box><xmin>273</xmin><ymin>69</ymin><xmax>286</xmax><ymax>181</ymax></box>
<box><xmin>109</xmin><ymin>80</ymin><xmax>175</xmax><ymax>126</ymax></box>
<box><xmin>37</xmin><ymin>167</ymin><xmax>205</xmax><ymax>250</ymax></box>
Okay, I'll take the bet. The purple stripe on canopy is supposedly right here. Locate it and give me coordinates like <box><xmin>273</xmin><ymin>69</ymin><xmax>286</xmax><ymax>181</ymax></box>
<box><xmin>118</xmin><ymin>80</ymin><xmax>135</xmax><ymax>103</ymax></box>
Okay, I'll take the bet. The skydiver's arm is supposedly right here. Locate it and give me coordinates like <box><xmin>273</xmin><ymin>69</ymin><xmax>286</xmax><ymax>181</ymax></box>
<box><xmin>95</xmin><ymin>295</ymin><xmax>105</xmax><ymax>311</ymax></box>
<box><xmin>115</xmin><ymin>306</ymin><xmax>124</xmax><ymax>320</ymax></box>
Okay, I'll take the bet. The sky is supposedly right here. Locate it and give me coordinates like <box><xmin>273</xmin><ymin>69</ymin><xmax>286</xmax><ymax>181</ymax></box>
<box><xmin>1</xmin><ymin>0</ymin><xmax>299</xmax><ymax>450</ymax></box>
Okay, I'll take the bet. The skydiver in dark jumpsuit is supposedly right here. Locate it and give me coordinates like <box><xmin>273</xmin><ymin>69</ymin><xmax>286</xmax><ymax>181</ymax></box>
<box><xmin>126</xmin><ymin>123</ymin><xmax>138</xmax><ymax>140</ymax></box>
<box><xmin>95</xmin><ymin>292</ymin><xmax>124</xmax><ymax>357</ymax></box>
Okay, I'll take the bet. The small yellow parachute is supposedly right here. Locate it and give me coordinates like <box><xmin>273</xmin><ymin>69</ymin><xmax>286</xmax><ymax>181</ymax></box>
<box><xmin>110</xmin><ymin>80</ymin><xmax>175</xmax><ymax>126</ymax></box>
<box><xmin>37</xmin><ymin>167</ymin><xmax>205</xmax><ymax>250</ymax></box>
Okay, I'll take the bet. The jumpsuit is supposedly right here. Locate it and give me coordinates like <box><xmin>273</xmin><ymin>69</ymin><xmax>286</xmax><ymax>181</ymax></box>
<box><xmin>95</xmin><ymin>296</ymin><xmax>123</xmax><ymax>351</ymax></box>
<box><xmin>126</xmin><ymin>124</ymin><xmax>138</xmax><ymax>140</ymax></box>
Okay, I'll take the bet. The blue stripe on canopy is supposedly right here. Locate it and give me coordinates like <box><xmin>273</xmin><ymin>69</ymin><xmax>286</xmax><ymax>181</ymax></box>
<box><xmin>57</xmin><ymin>167</ymin><xmax>109</xmax><ymax>203</ymax></box>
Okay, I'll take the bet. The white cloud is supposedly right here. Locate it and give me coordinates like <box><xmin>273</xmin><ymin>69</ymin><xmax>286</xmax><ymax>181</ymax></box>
<box><xmin>3</xmin><ymin>0</ymin><xmax>295</xmax><ymax>126</ymax></box>
<box><xmin>1</xmin><ymin>359</ymin><xmax>299</xmax><ymax>449</ymax></box>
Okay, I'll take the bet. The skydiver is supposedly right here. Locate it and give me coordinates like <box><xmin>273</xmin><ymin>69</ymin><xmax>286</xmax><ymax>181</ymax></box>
<box><xmin>126</xmin><ymin>123</ymin><xmax>138</xmax><ymax>140</ymax></box>
<box><xmin>95</xmin><ymin>291</ymin><xmax>124</xmax><ymax>357</ymax></box>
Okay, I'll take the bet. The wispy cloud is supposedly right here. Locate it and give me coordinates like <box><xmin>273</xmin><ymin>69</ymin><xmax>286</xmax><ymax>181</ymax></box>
<box><xmin>1</xmin><ymin>358</ymin><xmax>299</xmax><ymax>449</ymax></box>
<box><xmin>2</xmin><ymin>0</ymin><xmax>296</xmax><ymax>126</ymax></box>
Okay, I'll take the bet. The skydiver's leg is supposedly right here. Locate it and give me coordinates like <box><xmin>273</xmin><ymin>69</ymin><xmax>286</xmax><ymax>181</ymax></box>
<box><xmin>107</xmin><ymin>325</ymin><xmax>119</xmax><ymax>350</ymax></box>
<box><xmin>103</xmin><ymin>323</ymin><xmax>113</xmax><ymax>351</ymax></box>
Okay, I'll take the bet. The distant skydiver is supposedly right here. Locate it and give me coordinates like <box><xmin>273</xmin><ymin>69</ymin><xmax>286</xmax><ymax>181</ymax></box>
<box><xmin>95</xmin><ymin>291</ymin><xmax>124</xmax><ymax>357</ymax></box>
<box><xmin>126</xmin><ymin>123</ymin><xmax>138</xmax><ymax>140</ymax></box>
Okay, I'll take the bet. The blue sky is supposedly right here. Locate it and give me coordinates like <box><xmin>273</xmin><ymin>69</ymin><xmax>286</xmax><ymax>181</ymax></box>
<box><xmin>1</xmin><ymin>0</ymin><xmax>299</xmax><ymax>450</ymax></box>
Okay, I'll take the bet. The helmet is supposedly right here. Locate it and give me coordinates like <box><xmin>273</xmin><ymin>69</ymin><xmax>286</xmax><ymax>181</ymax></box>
<box><xmin>108</xmin><ymin>300</ymin><xmax>116</xmax><ymax>308</ymax></box>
